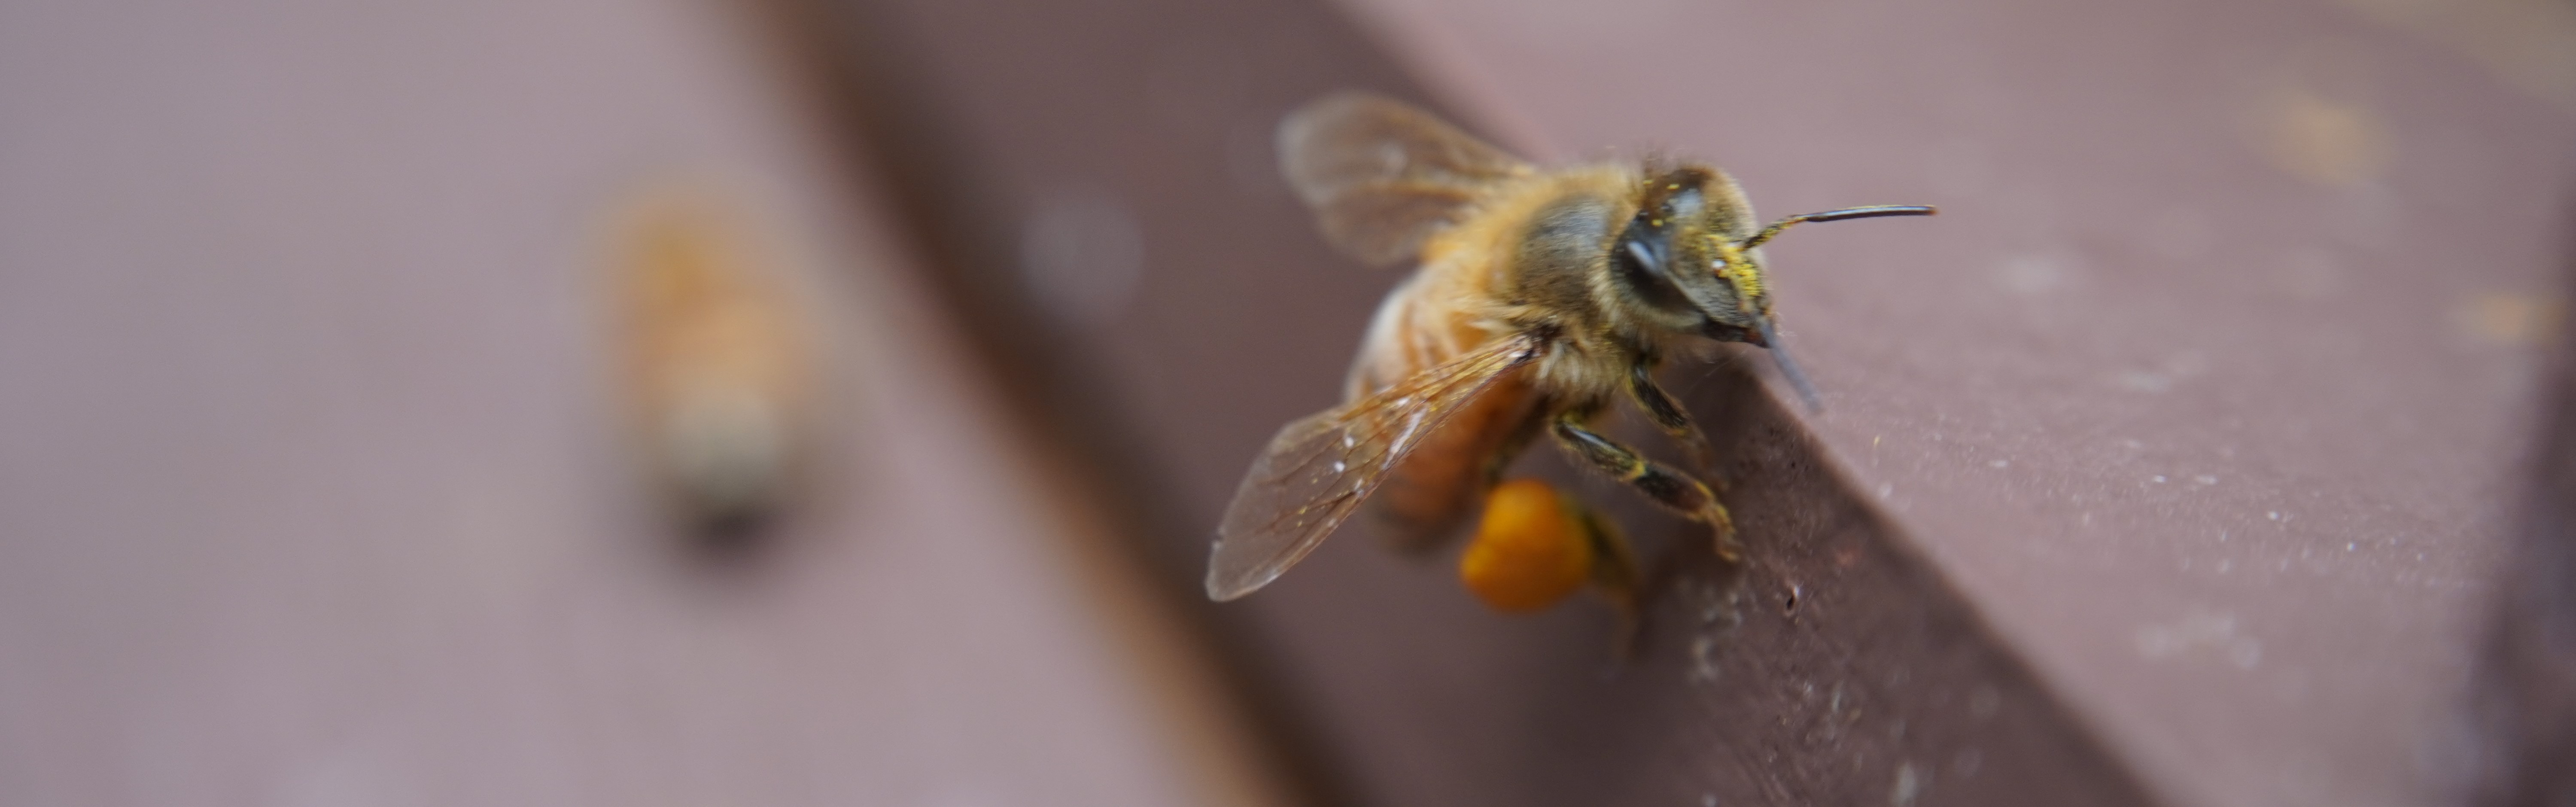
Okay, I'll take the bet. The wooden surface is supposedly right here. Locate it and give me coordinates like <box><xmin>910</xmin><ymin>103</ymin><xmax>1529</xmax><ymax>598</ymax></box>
<box><xmin>1337</xmin><ymin>0</ymin><xmax>2573</xmax><ymax>803</ymax></box>
<box><xmin>794</xmin><ymin>0</ymin><xmax>2576</xmax><ymax>804</ymax></box>
<box><xmin>0</xmin><ymin>0</ymin><xmax>1278</xmax><ymax>804</ymax></box>
<box><xmin>3</xmin><ymin>0</ymin><xmax>2571</xmax><ymax>804</ymax></box>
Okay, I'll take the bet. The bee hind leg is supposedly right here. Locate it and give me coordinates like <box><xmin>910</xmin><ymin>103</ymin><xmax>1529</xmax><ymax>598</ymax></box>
<box><xmin>1550</xmin><ymin>412</ymin><xmax>1743</xmax><ymax>562</ymax></box>
<box><xmin>1566</xmin><ymin>499</ymin><xmax>1646</xmax><ymax>658</ymax></box>
<box><xmin>1459</xmin><ymin>477</ymin><xmax>1649</xmax><ymax>658</ymax></box>
<box><xmin>1477</xmin><ymin>395</ymin><xmax>1556</xmax><ymax>489</ymax></box>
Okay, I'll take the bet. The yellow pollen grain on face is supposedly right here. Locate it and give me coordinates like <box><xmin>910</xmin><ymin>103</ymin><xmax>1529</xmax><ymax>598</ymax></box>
<box><xmin>1459</xmin><ymin>479</ymin><xmax>1594</xmax><ymax>612</ymax></box>
<box><xmin>1709</xmin><ymin>234</ymin><xmax>1764</xmax><ymax>301</ymax></box>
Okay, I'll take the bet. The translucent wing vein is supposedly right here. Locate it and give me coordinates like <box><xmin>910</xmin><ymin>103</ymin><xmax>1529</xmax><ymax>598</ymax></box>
<box><xmin>1206</xmin><ymin>333</ymin><xmax>1546</xmax><ymax>600</ymax></box>
<box><xmin>1277</xmin><ymin>92</ymin><xmax>1533</xmax><ymax>266</ymax></box>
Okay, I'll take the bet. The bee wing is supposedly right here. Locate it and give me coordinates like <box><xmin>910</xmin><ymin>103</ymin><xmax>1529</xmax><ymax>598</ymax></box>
<box><xmin>1278</xmin><ymin>92</ymin><xmax>1534</xmax><ymax>266</ymax></box>
<box><xmin>1207</xmin><ymin>332</ymin><xmax>1548</xmax><ymax>600</ymax></box>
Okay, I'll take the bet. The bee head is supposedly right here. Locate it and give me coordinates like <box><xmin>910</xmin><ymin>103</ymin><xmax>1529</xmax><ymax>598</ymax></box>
<box><xmin>1610</xmin><ymin>165</ymin><xmax>1934</xmax><ymax>412</ymax></box>
<box><xmin>1610</xmin><ymin>165</ymin><xmax>1770</xmax><ymax>342</ymax></box>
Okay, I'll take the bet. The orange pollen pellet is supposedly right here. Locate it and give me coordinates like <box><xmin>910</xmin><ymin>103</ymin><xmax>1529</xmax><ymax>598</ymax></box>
<box><xmin>1458</xmin><ymin>479</ymin><xmax>1594</xmax><ymax>612</ymax></box>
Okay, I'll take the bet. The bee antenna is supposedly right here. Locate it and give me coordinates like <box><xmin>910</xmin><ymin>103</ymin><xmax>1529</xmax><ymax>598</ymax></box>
<box><xmin>1740</xmin><ymin>205</ymin><xmax>1937</xmax><ymax>250</ymax></box>
<box><xmin>1755</xmin><ymin>318</ymin><xmax>1824</xmax><ymax>414</ymax></box>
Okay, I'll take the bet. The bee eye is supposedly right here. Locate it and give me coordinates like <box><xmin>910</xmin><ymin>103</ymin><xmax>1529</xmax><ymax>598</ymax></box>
<box><xmin>1621</xmin><ymin>240</ymin><xmax>1661</xmax><ymax>276</ymax></box>
<box><xmin>1612</xmin><ymin>225</ymin><xmax>1688</xmax><ymax>311</ymax></box>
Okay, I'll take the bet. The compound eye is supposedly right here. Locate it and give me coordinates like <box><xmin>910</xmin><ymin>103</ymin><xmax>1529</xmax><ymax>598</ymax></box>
<box><xmin>1620</xmin><ymin>239</ymin><xmax>1661</xmax><ymax>277</ymax></box>
<box><xmin>1611</xmin><ymin>222</ymin><xmax>1689</xmax><ymax>311</ymax></box>
<box><xmin>1664</xmin><ymin>186</ymin><xmax>1705</xmax><ymax>222</ymax></box>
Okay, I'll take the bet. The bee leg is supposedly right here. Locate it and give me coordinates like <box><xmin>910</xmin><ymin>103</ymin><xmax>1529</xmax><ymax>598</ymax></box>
<box><xmin>1551</xmin><ymin>412</ymin><xmax>1744</xmax><ymax>562</ymax></box>
<box><xmin>1460</xmin><ymin>478</ymin><xmax>1649</xmax><ymax>656</ymax></box>
<box><xmin>1567</xmin><ymin>499</ymin><xmax>1645</xmax><ymax>658</ymax></box>
<box><xmin>1478</xmin><ymin>396</ymin><xmax>1556</xmax><ymax>489</ymax></box>
<box><xmin>1627</xmin><ymin>363</ymin><xmax>1714</xmax><ymax>475</ymax></box>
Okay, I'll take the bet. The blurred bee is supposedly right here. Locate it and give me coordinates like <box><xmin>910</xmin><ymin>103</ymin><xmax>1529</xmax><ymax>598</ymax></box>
<box><xmin>613</xmin><ymin>186</ymin><xmax>819</xmax><ymax>539</ymax></box>
<box><xmin>1206</xmin><ymin>93</ymin><xmax>1931</xmax><ymax>616</ymax></box>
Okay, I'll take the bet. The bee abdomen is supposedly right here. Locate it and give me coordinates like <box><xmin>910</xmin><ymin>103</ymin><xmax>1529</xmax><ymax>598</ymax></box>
<box><xmin>1368</xmin><ymin>373</ymin><xmax>1539</xmax><ymax>551</ymax></box>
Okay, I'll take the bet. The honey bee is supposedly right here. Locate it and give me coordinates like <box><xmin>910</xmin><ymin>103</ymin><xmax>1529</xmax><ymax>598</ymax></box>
<box><xmin>1206</xmin><ymin>92</ymin><xmax>1932</xmax><ymax>614</ymax></box>
<box><xmin>612</xmin><ymin>186</ymin><xmax>819</xmax><ymax>537</ymax></box>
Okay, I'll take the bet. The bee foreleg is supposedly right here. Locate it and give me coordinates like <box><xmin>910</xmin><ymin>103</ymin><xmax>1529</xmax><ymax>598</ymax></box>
<box><xmin>1626</xmin><ymin>363</ymin><xmax>1713</xmax><ymax>474</ymax></box>
<box><xmin>1550</xmin><ymin>412</ymin><xmax>1743</xmax><ymax>562</ymax></box>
